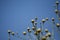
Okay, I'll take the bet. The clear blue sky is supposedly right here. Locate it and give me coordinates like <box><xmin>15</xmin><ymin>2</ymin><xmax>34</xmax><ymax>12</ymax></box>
<box><xmin>0</xmin><ymin>0</ymin><xmax>60</xmax><ymax>40</ymax></box>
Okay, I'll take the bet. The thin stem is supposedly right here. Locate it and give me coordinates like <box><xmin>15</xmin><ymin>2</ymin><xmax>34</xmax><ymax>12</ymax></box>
<box><xmin>8</xmin><ymin>34</ymin><xmax>10</xmax><ymax>40</ymax></box>
<box><xmin>41</xmin><ymin>23</ymin><xmax>44</xmax><ymax>36</ymax></box>
<box><xmin>28</xmin><ymin>33</ymin><xmax>32</xmax><ymax>40</ymax></box>
<box><xmin>52</xmin><ymin>21</ymin><xmax>55</xmax><ymax>40</ymax></box>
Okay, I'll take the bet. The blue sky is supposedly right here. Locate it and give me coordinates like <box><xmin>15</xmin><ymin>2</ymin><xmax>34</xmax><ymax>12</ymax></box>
<box><xmin>0</xmin><ymin>0</ymin><xmax>60</xmax><ymax>40</ymax></box>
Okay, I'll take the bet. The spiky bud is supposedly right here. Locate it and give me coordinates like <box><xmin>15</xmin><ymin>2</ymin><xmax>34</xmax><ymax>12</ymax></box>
<box><xmin>56</xmin><ymin>23</ymin><xmax>60</xmax><ymax>27</ymax></box>
<box><xmin>34</xmin><ymin>31</ymin><xmax>38</xmax><ymax>35</ymax></box>
<box><xmin>23</xmin><ymin>31</ymin><xmax>26</xmax><ymax>35</ymax></box>
<box><xmin>46</xmin><ymin>18</ymin><xmax>48</xmax><ymax>21</ymax></box>
<box><xmin>55</xmin><ymin>9</ymin><xmax>58</xmax><ymax>14</ymax></box>
<box><xmin>27</xmin><ymin>27</ymin><xmax>30</xmax><ymax>31</ymax></box>
<box><xmin>11</xmin><ymin>32</ymin><xmax>14</xmax><ymax>36</ymax></box>
<box><xmin>47</xmin><ymin>32</ymin><xmax>51</xmax><ymax>37</ymax></box>
<box><xmin>56</xmin><ymin>1</ymin><xmax>59</xmax><ymax>5</ymax></box>
<box><xmin>45</xmin><ymin>34</ymin><xmax>48</xmax><ymax>38</ymax></box>
<box><xmin>31</xmin><ymin>19</ymin><xmax>34</xmax><ymax>23</ymax></box>
<box><xmin>52</xmin><ymin>18</ymin><xmax>54</xmax><ymax>21</ymax></box>
<box><xmin>42</xmin><ymin>19</ymin><xmax>46</xmax><ymax>23</ymax></box>
<box><xmin>32</xmin><ymin>27</ymin><xmax>35</xmax><ymax>30</ymax></box>
<box><xmin>45</xmin><ymin>29</ymin><xmax>48</xmax><ymax>33</ymax></box>
<box><xmin>42</xmin><ymin>36</ymin><xmax>46</xmax><ymax>40</ymax></box>
<box><xmin>28</xmin><ymin>30</ymin><xmax>31</xmax><ymax>33</ymax></box>
<box><xmin>37</xmin><ymin>28</ymin><xmax>41</xmax><ymax>33</ymax></box>
<box><xmin>8</xmin><ymin>30</ymin><xmax>11</xmax><ymax>34</ymax></box>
